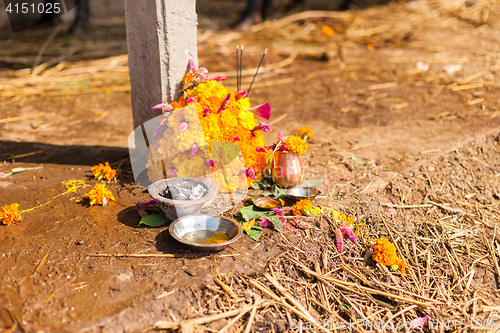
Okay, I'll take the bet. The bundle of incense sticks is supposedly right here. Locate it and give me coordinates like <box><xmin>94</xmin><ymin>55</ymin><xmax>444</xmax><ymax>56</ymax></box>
<box><xmin>236</xmin><ymin>45</ymin><xmax>267</xmax><ymax>94</ymax></box>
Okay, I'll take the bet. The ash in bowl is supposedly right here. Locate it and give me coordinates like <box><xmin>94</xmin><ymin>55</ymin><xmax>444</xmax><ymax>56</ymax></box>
<box><xmin>161</xmin><ymin>182</ymin><xmax>208</xmax><ymax>201</ymax></box>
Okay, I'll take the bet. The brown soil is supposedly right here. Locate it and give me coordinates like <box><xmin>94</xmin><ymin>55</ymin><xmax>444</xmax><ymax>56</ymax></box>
<box><xmin>1</xmin><ymin>0</ymin><xmax>500</xmax><ymax>332</ymax></box>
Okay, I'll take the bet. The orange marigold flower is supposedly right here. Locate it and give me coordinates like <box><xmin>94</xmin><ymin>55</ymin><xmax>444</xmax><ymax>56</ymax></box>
<box><xmin>297</xmin><ymin>127</ymin><xmax>313</xmax><ymax>141</ymax></box>
<box><xmin>86</xmin><ymin>184</ymin><xmax>115</xmax><ymax>206</ymax></box>
<box><xmin>0</xmin><ymin>203</ymin><xmax>22</xmax><ymax>225</ymax></box>
<box><xmin>284</xmin><ymin>135</ymin><xmax>308</xmax><ymax>154</ymax></box>
<box><xmin>91</xmin><ymin>162</ymin><xmax>116</xmax><ymax>181</ymax></box>
<box><xmin>370</xmin><ymin>238</ymin><xmax>406</xmax><ymax>273</ymax></box>
<box><xmin>292</xmin><ymin>199</ymin><xmax>312</xmax><ymax>216</ymax></box>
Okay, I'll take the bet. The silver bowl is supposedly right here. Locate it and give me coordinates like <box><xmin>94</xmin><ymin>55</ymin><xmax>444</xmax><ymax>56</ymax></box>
<box><xmin>286</xmin><ymin>187</ymin><xmax>321</xmax><ymax>200</ymax></box>
<box><xmin>169</xmin><ymin>215</ymin><xmax>243</xmax><ymax>252</ymax></box>
<box><xmin>148</xmin><ymin>178</ymin><xmax>217</xmax><ymax>221</ymax></box>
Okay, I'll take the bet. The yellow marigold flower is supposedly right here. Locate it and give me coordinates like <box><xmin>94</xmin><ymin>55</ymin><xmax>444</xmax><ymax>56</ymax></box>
<box><xmin>297</xmin><ymin>127</ymin><xmax>313</xmax><ymax>140</ymax></box>
<box><xmin>284</xmin><ymin>135</ymin><xmax>308</xmax><ymax>154</ymax></box>
<box><xmin>292</xmin><ymin>199</ymin><xmax>312</xmax><ymax>216</ymax></box>
<box><xmin>322</xmin><ymin>25</ymin><xmax>334</xmax><ymax>37</ymax></box>
<box><xmin>0</xmin><ymin>203</ymin><xmax>22</xmax><ymax>225</ymax></box>
<box><xmin>91</xmin><ymin>162</ymin><xmax>116</xmax><ymax>181</ymax></box>
<box><xmin>242</xmin><ymin>219</ymin><xmax>255</xmax><ymax>232</ymax></box>
<box><xmin>370</xmin><ymin>238</ymin><xmax>406</xmax><ymax>273</ymax></box>
<box><xmin>86</xmin><ymin>184</ymin><xmax>115</xmax><ymax>206</ymax></box>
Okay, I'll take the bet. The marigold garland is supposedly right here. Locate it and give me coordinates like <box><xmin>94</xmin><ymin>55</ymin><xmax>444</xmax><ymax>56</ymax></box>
<box><xmin>369</xmin><ymin>238</ymin><xmax>406</xmax><ymax>273</ymax></box>
<box><xmin>0</xmin><ymin>203</ymin><xmax>22</xmax><ymax>225</ymax></box>
<box><xmin>147</xmin><ymin>61</ymin><xmax>271</xmax><ymax>188</ymax></box>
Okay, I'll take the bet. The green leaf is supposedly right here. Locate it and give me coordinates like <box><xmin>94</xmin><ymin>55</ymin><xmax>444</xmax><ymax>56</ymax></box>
<box><xmin>298</xmin><ymin>179</ymin><xmax>323</xmax><ymax>187</ymax></box>
<box><xmin>251</xmin><ymin>183</ymin><xmax>262</xmax><ymax>190</ymax></box>
<box><xmin>139</xmin><ymin>213</ymin><xmax>168</xmax><ymax>227</ymax></box>
<box><xmin>266</xmin><ymin>215</ymin><xmax>283</xmax><ymax>233</ymax></box>
<box><xmin>240</xmin><ymin>206</ymin><xmax>268</xmax><ymax>221</ymax></box>
<box><xmin>246</xmin><ymin>224</ymin><xmax>263</xmax><ymax>241</ymax></box>
<box><xmin>10</xmin><ymin>167</ymin><xmax>42</xmax><ymax>174</ymax></box>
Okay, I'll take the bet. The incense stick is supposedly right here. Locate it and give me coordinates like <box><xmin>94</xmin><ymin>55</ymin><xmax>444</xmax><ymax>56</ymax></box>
<box><xmin>236</xmin><ymin>45</ymin><xmax>240</xmax><ymax>91</ymax></box>
<box><xmin>248</xmin><ymin>48</ymin><xmax>267</xmax><ymax>94</ymax></box>
<box><xmin>239</xmin><ymin>44</ymin><xmax>244</xmax><ymax>92</ymax></box>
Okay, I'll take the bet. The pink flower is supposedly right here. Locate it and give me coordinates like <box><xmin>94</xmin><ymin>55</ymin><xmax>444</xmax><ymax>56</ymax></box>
<box><xmin>253</xmin><ymin>122</ymin><xmax>271</xmax><ymax>132</ymax></box>
<box><xmin>235</xmin><ymin>90</ymin><xmax>248</xmax><ymax>100</ymax></box>
<box><xmin>209</xmin><ymin>75</ymin><xmax>228</xmax><ymax>82</ymax></box>
<box><xmin>335</xmin><ymin>228</ymin><xmax>344</xmax><ymax>253</ymax></box>
<box><xmin>271</xmin><ymin>208</ymin><xmax>283</xmax><ymax>216</ymax></box>
<box><xmin>277</xmin><ymin>128</ymin><xmax>284</xmax><ymax>140</ymax></box>
<box><xmin>0</xmin><ymin>172</ymin><xmax>4</xmax><ymax>178</ymax></box>
<box><xmin>248</xmin><ymin>103</ymin><xmax>271</xmax><ymax>120</ymax></box>
<box><xmin>408</xmin><ymin>317</ymin><xmax>429</xmax><ymax>328</ymax></box>
<box><xmin>233</xmin><ymin>136</ymin><xmax>240</xmax><ymax>141</ymax></box>
<box><xmin>179</xmin><ymin>122</ymin><xmax>188</xmax><ymax>133</ymax></box>
<box><xmin>256</xmin><ymin>147</ymin><xmax>266</xmax><ymax>152</ymax></box>
<box><xmin>153</xmin><ymin>117</ymin><xmax>169</xmax><ymax>138</ymax></box>
<box><xmin>186</xmin><ymin>97</ymin><xmax>197</xmax><ymax>104</ymax></box>
<box><xmin>259</xmin><ymin>219</ymin><xmax>271</xmax><ymax>228</ymax></box>
<box><xmin>339</xmin><ymin>224</ymin><xmax>357</xmax><ymax>244</ymax></box>
<box><xmin>205</xmin><ymin>158</ymin><xmax>215</xmax><ymax>168</ymax></box>
<box><xmin>151</xmin><ymin>103</ymin><xmax>173</xmax><ymax>112</ymax></box>
<box><xmin>191</xmin><ymin>143</ymin><xmax>199</xmax><ymax>156</ymax></box>
<box><xmin>219</xmin><ymin>94</ymin><xmax>231</xmax><ymax>112</ymax></box>
<box><xmin>171</xmin><ymin>168</ymin><xmax>178</xmax><ymax>176</ymax></box>
<box><xmin>189</xmin><ymin>59</ymin><xmax>208</xmax><ymax>75</ymax></box>
<box><xmin>203</xmin><ymin>108</ymin><xmax>210</xmax><ymax>116</ymax></box>
<box><xmin>246</xmin><ymin>167</ymin><xmax>255</xmax><ymax>180</ymax></box>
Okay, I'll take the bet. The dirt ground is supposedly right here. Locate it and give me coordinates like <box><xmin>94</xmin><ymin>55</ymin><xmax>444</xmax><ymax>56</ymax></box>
<box><xmin>1</xmin><ymin>0</ymin><xmax>500</xmax><ymax>332</ymax></box>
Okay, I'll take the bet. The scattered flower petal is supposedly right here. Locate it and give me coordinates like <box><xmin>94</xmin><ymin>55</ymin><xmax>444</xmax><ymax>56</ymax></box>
<box><xmin>233</xmin><ymin>136</ymin><xmax>240</xmax><ymax>141</ymax></box>
<box><xmin>335</xmin><ymin>228</ymin><xmax>344</xmax><ymax>252</ymax></box>
<box><xmin>339</xmin><ymin>224</ymin><xmax>357</xmax><ymax>244</ymax></box>
<box><xmin>205</xmin><ymin>158</ymin><xmax>215</xmax><ymax>168</ymax></box>
<box><xmin>171</xmin><ymin>168</ymin><xmax>178</xmax><ymax>176</ymax></box>
<box><xmin>151</xmin><ymin>103</ymin><xmax>173</xmax><ymax>112</ymax></box>
<box><xmin>253</xmin><ymin>122</ymin><xmax>271</xmax><ymax>133</ymax></box>
<box><xmin>179</xmin><ymin>122</ymin><xmax>188</xmax><ymax>133</ymax></box>
<box><xmin>137</xmin><ymin>199</ymin><xmax>156</xmax><ymax>208</ymax></box>
<box><xmin>416</xmin><ymin>61</ymin><xmax>430</xmax><ymax>71</ymax></box>
<box><xmin>256</xmin><ymin>147</ymin><xmax>266</xmax><ymax>152</ymax></box>
<box><xmin>191</xmin><ymin>143</ymin><xmax>199</xmax><ymax>156</ymax></box>
<box><xmin>203</xmin><ymin>108</ymin><xmax>210</xmax><ymax>116</ymax></box>
<box><xmin>443</xmin><ymin>64</ymin><xmax>462</xmax><ymax>74</ymax></box>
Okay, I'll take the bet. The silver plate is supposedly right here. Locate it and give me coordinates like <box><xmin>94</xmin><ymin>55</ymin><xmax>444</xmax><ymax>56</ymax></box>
<box><xmin>286</xmin><ymin>187</ymin><xmax>321</xmax><ymax>200</ymax></box>
<box><xmin>169</xmin><ymin>215</ymin><xmax>243</xmax><ymax>252</ymax></box>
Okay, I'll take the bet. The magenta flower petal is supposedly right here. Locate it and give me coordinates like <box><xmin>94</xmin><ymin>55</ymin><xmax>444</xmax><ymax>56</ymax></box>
<box><xmin>137</xmin><ymin>199</ymin><xmax>156</xmax><ymax>208</ymax></box>
<box><xmin>260</xmin><ymin>219</ymin><xmax>271</xmax><ymax>228</ymax></box>
<box><xmin>205</xmin><ymin>158</ymin><xmax>215</xmax><ymax>168</ymax></box>
<box><xmin>220</xmin><ymin>94</ymin><xmax>231</xmax><ymax>110</ymax></box>
<box><xmin>335</xmin><ymin>228</ymin><xmax>344</xmax><ymax>253</ymax></box>
<box><xmin>278</xmin><ymin>128</ymin><xmax>284</xmax><ymax>140</ymax></box>
<box><xmin>233</xmin><ymin>136</ymin><xmax>240</xmax><ymax>141</ymax></box>
<box><xmin>188</xmin><ymin>59</ymin><xmax>197</xmax><ymax>72</ymax></box>
<box><xmin>151</xmin><ymin>103</ymin><xmax>173</xmax><ymax>112</ymax></box>
<box><xmin>254</xmin><ymin>122</ymin><xmax>271</xmax><ymax>132</ymax></box>
<box><xmin>235</xmin><ymin>90</ymin><xmax>248</xmax><ymax>100</ymax></box>
<box><xmin>249</xmin><ymin>103</ymin><xmax>271</xmax><ymax>120</ymax></box>
<box><xmin>153</xmin><ymin>124</ymin><xmax>168</xmax><ymax>138</ymax></box>
<box><xmin>171</xmin><ymin>168</ymin><xmax>178</xmax><ymax>176</ymax></box>
<box><xmin>138</xmin><ymin>209</ymin><xmax>148</xmax><ymax>218</ymax></box>
<box><xmin>210</xmin><ymin>75</ymin><xmax>228</xmax><ymax>82</ymax></box>
<box><xmin>256</xmin><ymin>147</ymin><xmax>266</xmax><ymax>152</ymax></box>
<box><xmin>186</xmin><ymin>97</ymin><xmax>197</xmax><ymax>104</ymax></box>
<box><xmin>179</xmin><ymin>122</ymin><xmax>188</xmax><ymax>133</ymax></box>
<box><xmin>271</xmin><ymin>208</ymin><xmax>283</xmax><ymax>216</ymax></box>
<box><xmin>408</xmin><ymin>317</ymin><xmax>429</xmax><ymax>328</ymax></box>
<box><xmin>339</xmin><ymin>224</ymin><xmax>357</xmax><ymax>244</ymax></box>
<box><xmin>191</xmin><ymin>143</ymin><xmax>199</xmax><ymax>156</ymax></box>
<box><xmin>246</xmin><ymin>167</ymin><xmax>256</xmax><ymax>180</ymax></box>
<box><xmin>203</xmin><ymin>108</ymin><xmax>210</xmax><ymax>116</ymax></box>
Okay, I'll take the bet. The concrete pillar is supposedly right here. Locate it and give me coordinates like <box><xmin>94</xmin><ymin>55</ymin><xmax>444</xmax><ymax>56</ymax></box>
<box><xmin>124</xmin><ymin>0</ymin><xmax>198</xmax><ymax>129</ymax></box>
